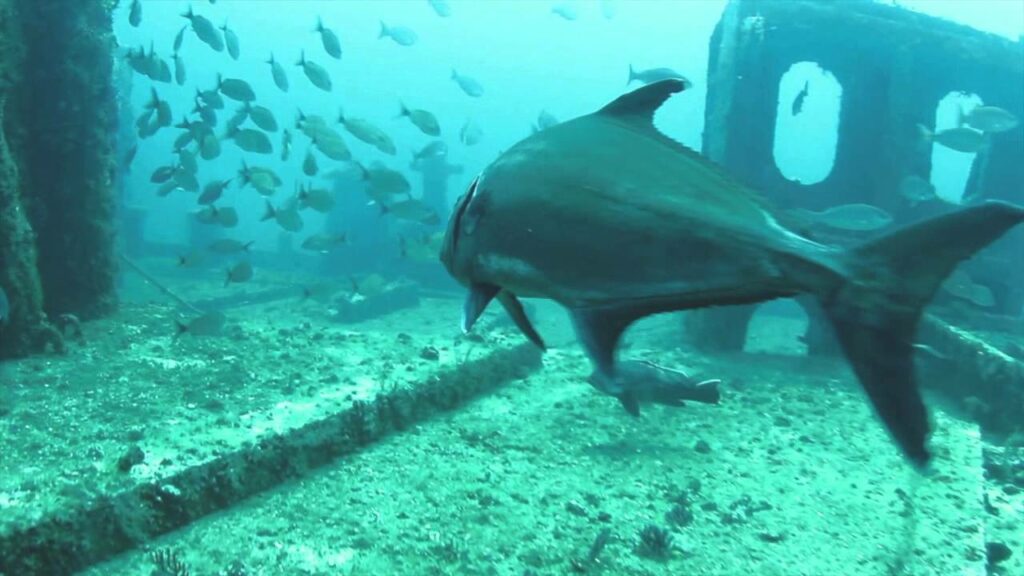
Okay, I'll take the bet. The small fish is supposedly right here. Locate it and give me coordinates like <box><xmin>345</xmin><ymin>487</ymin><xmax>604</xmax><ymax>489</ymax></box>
<box><xmin>301</xmin><ymin>233</ymin><xmax>348</xmax><ymax>253</ymax></box>
<box><xmin>587</xmin><ymin>360</ymin><xmax>720</xmax><ymax>415</ymax></box>
<box><xmin>174</xmin><ymin>167</ymin><xmax>200</xmax><ymax>192</ymax></box>
<box><xmin>399</xmin><ymin>103</ymin><xmax>440</xmax><ymax>136</ymax></box>
<box><xmin>459</xmin><ymin>119</ymin><xmax>483</xmax><ymax>145</ymax></box>
<box><xmin>379</xmin><ymin>21</ymin><xmax>418</xmax><ymax>46</ymax></box>
<box><xmin>225</xmin><ymin>261</ymin><xmax>253</xmax><ymax>286</ymax></box>
<box><xmin>451</xmin><ymin>69</ymin><xmax>484</xmax><ymax>97</ymax></box>
<box><xmin>428</xmin><ymin>0</ymin><xmax>452</xmax><ymax>17</ymax></box>
<box><xmin>534</xmin><ymin>110</ymin><xmax>559</xmax><ymax>132</ymax></box>
<box><xmin>267</xmin><ymin>53</ymin><xmax>289</xmax><ymax>92</ymax></box>
<box><xmin>281</xmin><ymin>129</ymin><xmax>293</xmax><ymax>161</ymax></box>
<box><xmin>200</xmin><ymin>132</ymin><xmax>221</xmax><ymax>159</ymax></box>
<box><xmin>301</xmin><ymin>282</ymin><xmax>341</xmax><ymax>302</ymax></box>
<box><xmin>960</xmin><ymin>105</ymin><xmax>1019</xmax><ymax>133</ymax></box>
<box><xmin>791</xmin><ymin>80</ymin><xmax>809</xmax><ymax>116</ymax></box>
<box><xmin>195</xmin><ymin>205</ymin><xmax>238</xmax><ymax>228</ymax></box>
<box><xmin>221</xmin><ymin>22</ymin><xmax>240</xmax><ymax>60</ymax></box>
<box><xmin>261</xmin><ymin>200</ymin><xmax>304</xmax><ymax>232</ymax></box>
<box><xmin>156</xmin><ymin>181</ymin><xmax>181</xmax><ymax>197</ymax></box>
<box><xmin>311</xmin><ymin>132</ymin><xmax>350</xmax><ymax>161</ymax></box>
<box><xmin>899</xmin><ymin>175</ymin><xmax>939</xmax><ymax>206</ymax></box>
<box><xmin>124</xmin><ymin>144</ymin><xmax>138</xmax><ymax>171</ymax></box>
<box><xmin>209</xmin><ymin>239</ymin><xmax>253</xmax><ymax>254</ymax></box>
<box><xmin>228</xmin><ymin>127</ymin><xmax>273</xmax><ymax>154</ymax></box>
<box><xmin>218</xmin><ymin>75</ymin><xmax>256</xmax><ymax>102</ymax></box>
<box><xmin>627</xmin><ymin>64</ymin><xmax>690</xmax><ymax>87</ymax></box>
<box><xmin>238</xmin><ymin>162</ymin><xmax>282</xmax><ymax>195</ymax></box>
<box><xmin>942</xmin><ymin>269</ymin><xmax>995</xmax><ymax>308</ymax></box>
<box><xmin>175</xmin><ymin>311</ymin><xmax>226</xmax><ymax>338</ymax></box>
<box><xmin>177</xmin><ymin>250</ymin><xmax>204</xmax><ymax>268</ymax></box>
<box><xmin>297</xmin><ymin>51</ymin><xmax>332</xmax><ymax>92</ymax></box>
<box><xmin>382</xmin><ymin>198</ymin><xmax>440</xmax><ymax>225</ymax></box>
<box><xmin>173</xmin><ymin>25</ymin><xmax>187</xmax><ymax>53</ymax></box>
<box><xmin>226</xmin><ymin>105</ymin><xmax>249</xmax><ymax>133</ymax></box>
<box><xmin>173</xmin><ymin>52</ymin><xmax>186</xmax><ymax>85</ymax></box>
<box><xmin>196</xmin><ymin>86</ymin><xmax>225</xmax><ymax>109</ymax></box>
<box><xmin>358</xmin><ymin>163</ymin><xmax>411</xmax><ymax>200</ymax></box>
<box><xmin>198</xmin><ymin>179</ymin><xmax>231</xmax><ymax>205</ymax></box>
<box><xmin>551</xmin><ymin>3</ymin><xmax>578</xmax><ymax>20</ymax></box>
<box><xmin>151</xmin><ymin>165</ymin><xmax>177</xmax><ymax>183</ymax></box>
<box><xmin>791</xmin><ymin>203</ymin><xmax>893</xmax><ymax>232</ymax></box>
<box><xmin>299</xmin><ymin>185</ymin><xmax>335</xmax><ymax>213</ymax></box>
<box><xmin>177</xmin><ymin>150</ymin><xmax>198</xmax><ymax>175</ymax></box>
<box><xmin>182</xmin><ymin>5</ymin><xmax>224</xmax><ymax>52</ymax></box>
<box><xmin>247</xmin><ymin>103</ymin><xmax>278</xmax><ymax>132</ymax></box>
<box><xmin>303</xmin><ymin>148</ymin><xmax>319</xmax><ymax>176</ymax></box>
<box><xmin>129</xmin><ymin>0</ymin><xmax>142</xmax><ymax>27</ymax></box>
<box><xmin>315</xmin><ymin>17</ymin><xmax>342</xmax><ymax>59</ymax></box>
<box><xmin>350</xmin><ymin>273</ymin><xmax>388</xmax><ymax>297</ymax></box>
<box><xmin>338</xmin><ymin>111</ymin><xmax>395</xmax><ymax>155</ymax></box>
<box><xmin>918</xmin><ymin>124</ymin><xmax>986</xmax><ymax>153</ymax></box>
<box><xmin>414</xmin><ymin>140</ymin><xmax>447</xmax><ymax>161</ymax></box>
<box><xmin>0</xmin><ymin>285</ymin><xmax>9</xmax><ymax>324</ymax></box>
<box><xmin>400</xmin><ymin>232</ymin><xmax>444</xmax><ymax>262</ymax></box>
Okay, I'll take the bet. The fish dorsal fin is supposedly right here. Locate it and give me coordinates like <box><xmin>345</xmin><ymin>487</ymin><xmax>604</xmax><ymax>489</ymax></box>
<box><xmin>597</xmin><ymin>79</ymin><xmax>686</xmax><ymax>125</ymax></box>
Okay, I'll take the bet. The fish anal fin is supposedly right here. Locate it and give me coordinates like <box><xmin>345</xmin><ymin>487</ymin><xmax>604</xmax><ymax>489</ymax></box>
<box><xmin>597</xmin><ymin>79</ymin><xmax>686</xmax><ymax>124</ymax></box>
<box><xmin>497</xmin><ymin>291</ymin><xmax>545</xmax><ymax>350</ymax></box>
<box><xmin>462</xmin><ymin>282</ymin><xmax>500</xmax><ymax>333</ymax></box>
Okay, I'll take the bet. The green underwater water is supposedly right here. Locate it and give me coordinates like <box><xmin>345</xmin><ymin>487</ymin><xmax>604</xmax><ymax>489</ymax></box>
<box><xmin>0</xmin><ymin>1</ymin><xmax>1023</xmax><ymax>575</ymax></box>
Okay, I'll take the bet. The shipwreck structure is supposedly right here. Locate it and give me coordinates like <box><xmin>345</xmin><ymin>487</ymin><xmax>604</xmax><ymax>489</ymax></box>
<box><xmin>0</xmin><ymin>0</ymin><xmax>119</xmax><ymax>358</ymax></box>
<box><xmin>688</xmin><ymin>0</ymin><xmax>1024</xmax><ymax>431</ymax></box>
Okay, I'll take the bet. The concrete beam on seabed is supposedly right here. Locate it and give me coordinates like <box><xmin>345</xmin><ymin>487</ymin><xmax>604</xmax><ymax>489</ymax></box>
<box><xmin>0</xmin><ymin>339</ymin><xmax>542</xmax><ymax>575</ymax></box>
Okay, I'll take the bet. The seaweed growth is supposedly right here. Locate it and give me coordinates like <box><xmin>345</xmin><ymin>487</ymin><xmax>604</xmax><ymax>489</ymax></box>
<box><xmin>149</xmin><ymin>548</ymin><xmax>190</xmax><ymax>576</ymax></box>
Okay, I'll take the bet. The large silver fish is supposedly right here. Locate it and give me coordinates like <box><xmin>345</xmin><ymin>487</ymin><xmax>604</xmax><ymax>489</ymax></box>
<box><xmin>440</xmin><ymin>80</ymin><xmax>1024</xmax><ymax>467</ymax></box>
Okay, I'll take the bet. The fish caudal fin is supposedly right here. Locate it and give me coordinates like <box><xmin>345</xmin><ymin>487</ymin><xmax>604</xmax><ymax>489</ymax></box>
<box><xmin>378</xmin><ymin>21</ymin><xmax>389</xmax><ymax>39</ymax></box>
<box><xmin>822</xmin><ymin>201</ymin><xmax>1024</xmax><ymax>468</ymax></box>
<box><xmin>627</xmin><ymin>64</ymin><xmax>636</xmax><ymax>85</ymax></box>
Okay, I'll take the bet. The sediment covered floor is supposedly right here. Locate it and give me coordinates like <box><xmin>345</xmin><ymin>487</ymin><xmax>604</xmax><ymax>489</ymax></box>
<box><xmin>0</xmin><ymin>287</ymin><xmax>1020</xmax><ymax>575</ymax></box>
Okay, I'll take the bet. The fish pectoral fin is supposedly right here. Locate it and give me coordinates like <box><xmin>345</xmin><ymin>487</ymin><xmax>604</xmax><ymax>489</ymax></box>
<box><xmin>462</xmin><ymin>282</ymin><xmax>500</xmax><ymax>333</ymax></box>
<box><xmin>497</xmin><ymin>291</ymin><xmax>545</xmax><ymax>350</ymax></box>
<box><xmin>570</xmin><ymin>307</ymin><xmax>636</xmax><ymax>377</ymax></box>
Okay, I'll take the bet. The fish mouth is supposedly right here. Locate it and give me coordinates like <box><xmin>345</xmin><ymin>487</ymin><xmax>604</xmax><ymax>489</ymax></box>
<box><xmin>440</xmin><ymin>175</ymin><xmax>480</xmax><ymax>274</ymax></box>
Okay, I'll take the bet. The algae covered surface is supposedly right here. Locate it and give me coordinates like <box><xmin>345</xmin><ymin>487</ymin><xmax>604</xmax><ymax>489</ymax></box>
<box><xmin>0</xmin><ymin>299</ymin><xmax>987</xmax><ymax>576</ymax></box>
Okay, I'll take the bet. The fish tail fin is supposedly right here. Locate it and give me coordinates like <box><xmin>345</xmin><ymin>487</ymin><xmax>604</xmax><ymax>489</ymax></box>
<box><xmin>627</xmin><ymin>64</ymin><xmax>635</xmax><ymax>85</ymax></box>
<box><xmin>397</xmin><ymin>102</ymin><xmax>410</xmax><ymax>118</ymax></box>
<box><xmin>378</xmin><ymin>21</ymin><xmax>389</xmax><ymax>39</ymax></box>
<box><xmin>266</xmin><ymin>52</ymin><xmax>275</xmax><ymax>65</ymax></box>
<box><xmin>260</xmin><ymin>200</ymin><xmax>276</xmax><ymax>222</ymax></box>
<box><xmin>819</xmin><ymin>201</ymin><xmax>1024</xmax><ymax>468</ymax></box>
<box><xmin>181</xmin><ymin>5</ymin><xmax>193</xmax><ymax>19</ymax></box>
<box><xmin>315</xmin><ymin>16</ymin><xmax>324</xmax><ymax>33</ymax></box>
<box><xmin>295</xmin><ymin>50</ymin><xmax>305</xmax><ymax>67</ymax></box>
<box><xmin>916</xmin><ymin>123</ymin><xmax>933</xmax><ymax>142</ymax></box>
<box><xmin>242</xmin><ymin>241</ymin><xmax>254</xmax><ymax>252</ymax></box>
<box><xmin>174</xmin><ymin>320</ymin><xmax>189</xmax><ymax>338</ymax></box>
<box><xmin>450</xmin><ymin>68</ymin><xmax>458</xmax><ymax>80</ymax></box>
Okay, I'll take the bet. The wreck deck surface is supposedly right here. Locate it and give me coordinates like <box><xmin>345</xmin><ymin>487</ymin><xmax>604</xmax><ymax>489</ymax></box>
<box><xmin>2</xmin><ymin>276</ymin><xmax>1017</xmax><ymax>575</ymax></box>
